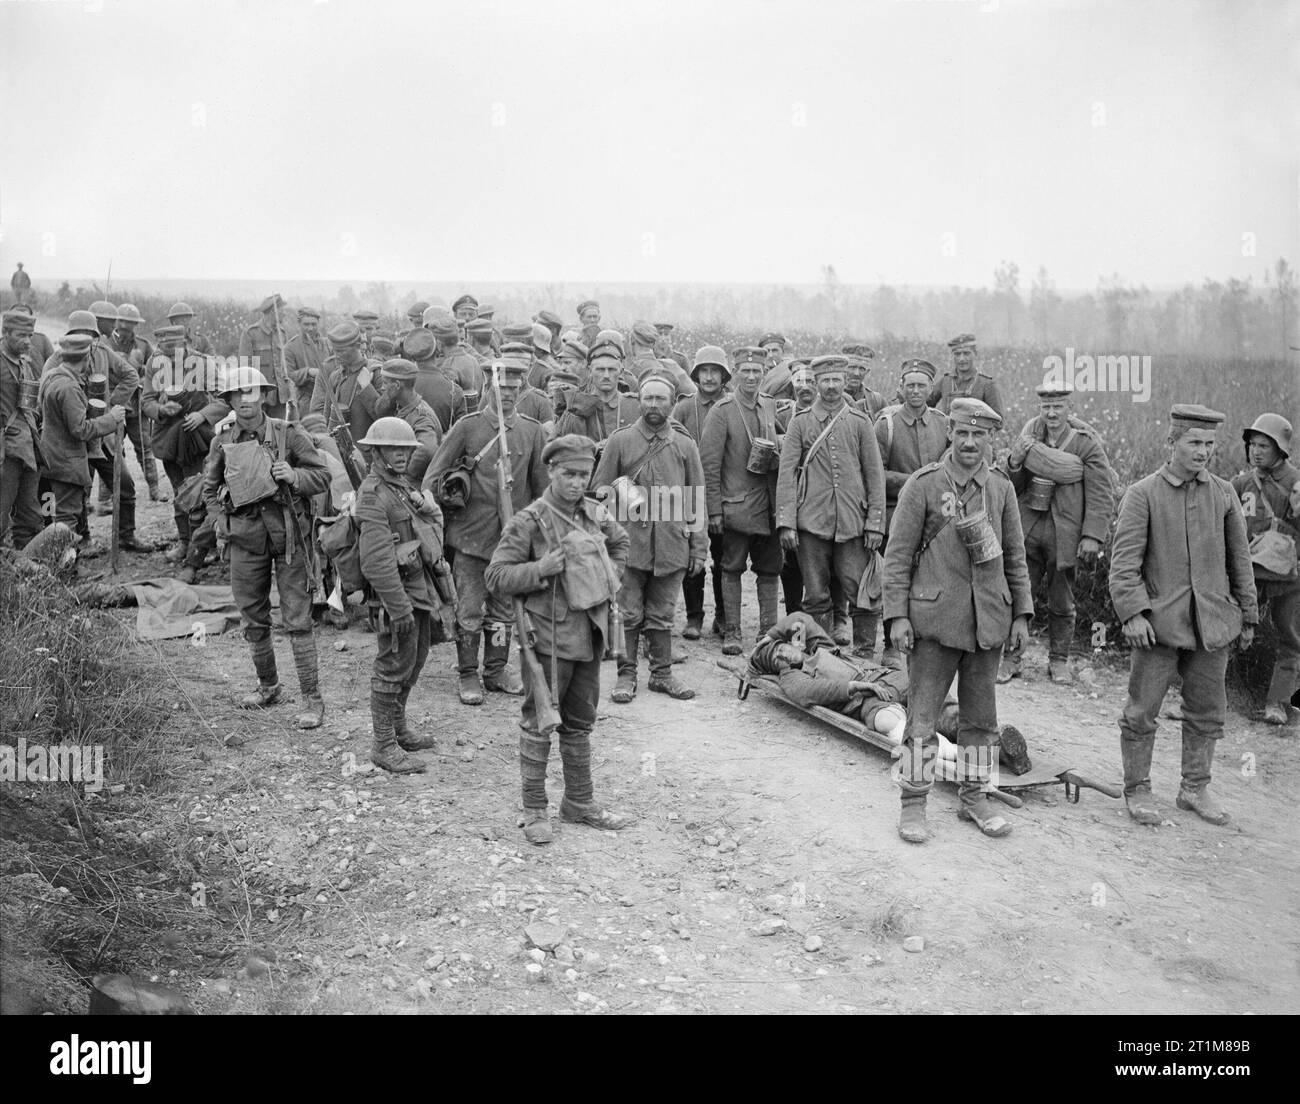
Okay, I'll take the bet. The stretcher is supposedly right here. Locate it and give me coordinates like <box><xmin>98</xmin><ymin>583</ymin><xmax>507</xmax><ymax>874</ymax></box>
<box><xmin>719</xmin><ymin>660</ymin><xmax>1123</xmax><ymax>807</ymax></box>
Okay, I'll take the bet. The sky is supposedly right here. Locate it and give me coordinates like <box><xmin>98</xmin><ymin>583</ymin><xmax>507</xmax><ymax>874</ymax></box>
<box><xmin>0</xmin><ymin>0</ymin><xmax>1295</xmax><ymax>290</ymax></box>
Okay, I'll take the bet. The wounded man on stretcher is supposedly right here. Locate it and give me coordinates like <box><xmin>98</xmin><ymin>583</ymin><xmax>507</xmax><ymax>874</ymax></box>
<box><xmin>745</xmin><ymin>613</ymin><xmax>1031</xmax><ymax>775</ymax></box>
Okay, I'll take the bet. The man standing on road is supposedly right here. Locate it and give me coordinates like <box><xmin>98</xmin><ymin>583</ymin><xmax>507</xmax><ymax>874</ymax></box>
<box><xmin>556</xmin><ymin>341</ymin><xmax>638</xmax><ymax>444</ymax></box>
<box><xmin>876</xmin><ymin>360</ymin><xmax>949</xmax><ymax>535</ymax></box>
<box><xmin>928</xmin><ymin>333</ymin><xmax>1004</xmax><ymax>419</ymax></box>
<box><xmin>883</xmin><ymin>398</ymin><xmax>1033</xmax><ymax>843</ymax></box>
<box><xmin>593</xmin><ymin>374</ymin><xmax>706</xmax><ymax>703</ymax></box>
<box><xmin>486</xmin><ymin>434</ymin><xmax>634</xmax><ymax>844</ymax></box>
<box><xmin>775</xmin><ymin>354</ymin><xmax>886</xmax><ymax>653</ymax></box>
<box><xmin>1109</xmin><ymin>405</ymin><xmax>1258</xmax><ymax>827</ymax></box>
<box><xmin>203</xmin><ymin>366</ymin><xmax>331</xmax><ymax>729</ymax></box>
<box><xmin>1231</xmin><ymin>414</ymin><xmax>1300</xmax><ymax>726</ymax></box>
<box><xmin>700</xmin><ymin>345</ymin><xmax>787</xmax><ymax>653</ymax></box>
<box><xmin>1000</xmin><ymin>383</ymin><xmax>1114</xmax><ymax>684</ymax></box>
<box><xmin>10</xmin><ymin>263</ymin><xmax>31</xmax><ymax>305</ymax></box>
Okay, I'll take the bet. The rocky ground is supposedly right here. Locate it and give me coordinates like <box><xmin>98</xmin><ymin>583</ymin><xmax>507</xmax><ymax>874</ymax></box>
<box><xmin>4</xmin><ymin>475</ymin><xmax>1298</xmax><ymax>1016</ymax></box>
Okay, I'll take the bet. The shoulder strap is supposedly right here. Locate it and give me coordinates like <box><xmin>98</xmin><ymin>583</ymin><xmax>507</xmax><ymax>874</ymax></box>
<box><xmin>802</xmin><ymin>404</ymin><xmax>848</xmax><ymax>468</ymax></box>
<box><xmin>912</xmin><ymin>477</ymin><xmax>982</xmax><ymax>567</ymax></box>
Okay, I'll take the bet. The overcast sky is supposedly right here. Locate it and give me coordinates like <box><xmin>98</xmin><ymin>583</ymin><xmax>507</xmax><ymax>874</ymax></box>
<box><xmin>1</xmin><ymin>0</ymin><xmax>1295</xmax><ymax>290</ymax></box>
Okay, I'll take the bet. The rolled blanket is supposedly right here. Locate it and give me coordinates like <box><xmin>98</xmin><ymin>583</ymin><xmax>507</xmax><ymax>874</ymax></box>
<box><xmin>1024</xmin><ymin>441</ymin><xmax>1085</xmax><ymax>484</ymax></box>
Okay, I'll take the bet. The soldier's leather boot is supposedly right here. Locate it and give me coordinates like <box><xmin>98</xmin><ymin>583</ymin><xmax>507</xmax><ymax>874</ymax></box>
<box><xmin>456</xmin><ymin>630</ymin><xmax>484</xmax><ymax>705</ymax></box>
<box><xmin>996</xmin><ymin>649</ymin><xmax>1021</xmax><ymax>683</ymax></box>
<box><xmin>682</xmin><ymin>616</ymin><xmax>703</xmax><ymax>641</ymax></box>
<box><xmin>290</xmin><ymin>634</ymin><xmax>324</xmax><ymax>729</ymax></box>
<box><xmin>559</xmin><ymin>735</ymin><xmax>634</xmax><ymax>830</ymax></box>
<box><xmin>370</xmin><ymin>690</ymin><xmax>426</xmax><ymax>774</ymax></box>
<box><xmin>482</xmin><ymin>622</ymin><xmax>523</xmax><ymax>695</ymax></box>
<box><xmin>720</xmin><ymin>572</ymin><xmax>744</xmax><ymax>656</ymax></box>
<box><xmin>957</xmin><ymin>793</ymin><xmax>1013</xmax><ymax>837</ymax></box>
<box><xmin>612</xmin><ymin>627</ymin><xmax>639</xmax><ymax>703</ymax></box>
<box><xmin>898</xmin><ymin>790</ymin><xmax>930</xmax><ymax>844</ymax></box>
<box><xmin>851</xmin><ymin>611</ymin><xmax>879</xmax><ymax>659</ymax></box>
<box><xmin>1262</xmin><ymin>700</ymin><xmax>1289</xmax><ymax>725</ymax></box>
<box><xmin>1047</xmin><ymin>614</ymin><xmax>1074</xmax><ymax>684</ymax></box>
<box><xmin>241</xmin><ymin>637</ymin><xmax>280</xmax><ymax>707</ymax></box>
<box><xmin>165</xmin><ymin>539</ymin><xmax>189</xmax><ymax>564</ymax></box>
<box><xmin>832</xmin><ymin>607</ymin><xmax>851</xmax><ymax>647</ymax></box>
<box><xmin>756</xmin><ymin>574</ymin><xmax>780</xmax><ymax>639</ymax></box>
<box><xmin>1121</xmin><ymin>733</ymin><xmax>1162</xmax><ymax>825</ymax></box>
<box><xmin>646</xmin><ymin>629</ymin><xmax>695</xmax><ymax>699</ymax></box>
<box><xmin>520</xmin><ymin>732</ymin><xmax>553</xmax><ymax>843</ymax></box>
<box><xmin>1175</xmin><ymin>735</ymin><xmax>1229</xmax><ymax>825</ymax></box>
<box><xmin>394</xmin><ymin>687</ymin><xmax>436</xmax><ymax>751</ymax></box>
<box><xmin>241</xmin><ymin>682</ymin><xmax>282</xmax><ymax>709</ymax></box>
<box><xmin>997</xmin><ymin>724</ymin><xmax>1032</xmax><ymax>776</ymax></box>
<box><xmin>642</xmin><ymin>633</ymin><xmax>687</xmax><ymax>663</ymax></box>
<box><xmin>147</xmin><ymin>476</ymin><xmax>163</xmax><ymax>502</ymax></box>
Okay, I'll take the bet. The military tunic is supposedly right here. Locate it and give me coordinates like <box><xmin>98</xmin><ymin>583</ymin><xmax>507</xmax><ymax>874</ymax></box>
<box><xmin>237</xmin><ymin>320</ymin><xmax>292</xmax><ymax>411</ymax></box>
<box><xmin>927</xmin><ymin>371</ymin><xmax>1004</xmax><ymax>419</ymax></box>
<box><xmin>309</xmin><ymin>360</ymin><xmax>379</xmax><ymax>443</ymax></box>
<box><xmin>1</xmin><ymin>343</ymin><xmax>44</xmax><ymax>547</ymax></box>
<box><xmin>283</xmin><ymin>331</ymin><xmax>331</xmax><ymax>412</ymax></box>
<box><xmin>374</xmin><ymin>391</ymin><xmax>443</xmax><ymax>482</ymax></box>
<box><xmin>875</xmin><ymin>403</ymin><xmax>949</xmax><ymax>530</ymax></box>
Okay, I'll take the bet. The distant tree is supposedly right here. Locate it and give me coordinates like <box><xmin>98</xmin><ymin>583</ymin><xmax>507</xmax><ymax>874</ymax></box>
<box><xmin>336</xmin><ymin>284</ymin><xmax>359</xmax><ymax>314</ymax></box>
<box><xmin>363</xmin><ymin>282</ymin><xmax>393</xmax><ymax>317</ymax></box>
<box><xmin>993</xmin><ymin>260</ymin><xmax>1021</xmax><ymax>344</ymax></box>
<box><xmin>1273</xmin><ymin>258</ymin><xmax>1297</xmax><ymax>357</ymax></box>
<box><xmin>1029</xmin><ymin>266</ymin><xmax>1059</xmax><ymax>347</ymax></box>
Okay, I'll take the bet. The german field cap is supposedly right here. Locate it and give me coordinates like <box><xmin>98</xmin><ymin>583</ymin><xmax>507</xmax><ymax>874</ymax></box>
<box><xmin>466</xmin><ymin>318</ymin><xmax>495</xmax><ymax>337</ymax></box>
<box><xmin>542</xmin><ymin>434</ymin><xmax>598</xmax><ymax>466</ymax></box>
<box><xmin>59</xmin><ymin>333</ymin><xmax>94</xmax><ymax>355</ymax></box>
<box><xmin>947</xmin><ymin>332</ymin><xmax>977</xmax><ymax>350</ymax></box>
<box><xmin>2</xmin><ymin>309</ymin><xmax>35</xmax><ymax>332</ymax></box>
<box><xmin>691</xmin><ymin>345</ymin><xmax>731</xmax><ymax>381</ymax></box>
<box><xmin>590</xmin><ymin>329</ymin><xmax>626</xmax><ymax>358</ymax></box>
<box><xmin>589</xmin><ymin>349</ymin><xmax>623</xmax><ymax>370</ymax></box>
<box><xmin>296</xmin><ymin>306</ymin><xmax>322</xmax><ymax>320</ymax></box>
<box><xmin>369</xmin><ymin>332</ymin><xmax>398</xmax><ymax>356</ymax></box>
<box><xmin>732</xmin><ymin>346</ymin><xmax>767</xmax><ymax>369</ymax></box>
<box><xmin>327</xmin><ymin>321</ymin><xmax>362</xmax><ymax>347</ymax></box>
<box><xmin>499</xmin><ymin>342</ymin><xmax>533</xmax><ymax>358</ymax></box>
<box><xmin>167</xmin><ymin>301</ymin><xmax>195</xmax><ymax>319</ymax></box>
<box><xmin>637</xmin><ymin>370</ymin><xmax>676</xmax><ymax>394</ymax></box>
<box><xmin>1035</xmin><ymin>381</ymin><xmax>1074</xmax><ymax>399</ymax></box>
<box><xmin>501</xmin><ymin>322</ymin><xmax>534</xmax><ymax>341</ymax></box>
<box><xmin>67</xmin><ymin>310</ymin><xmax>99</xmax><ymax>335</ymax></box>
<box><xmin>899</xmin><ymin>358</ymin><xmax>936</xmax><ymax>380</ymax></box>
<box><xmin>843</xmin><ymin>355</ymin><xmax>872</xmax><ymax>371</ymax></box>
<box><xmin>531</xmin><ymin>322</ymin><xmax>553</xmax><ymax>350</ymax></box>
<box><xmin>1170</xmin><ymin>404</ymin><xmax>1225</xmax><ymax>429</ymax></box>
<box><xmin>257</xmin><ymin>293</ymin><xmax>284</xmax><ymax>314</ymax></box>
<box><xmin>352</xmin><ymin>309</ymin><xmax>379</xmax><ymax>323</ymax></box>
<box><xmin>631</xmin><ymin>321</ymin><xmax>660</xmax><ymax>346</ymax></box>
<box><xmin>152</xmin><ymin>324</ymin><xmax>186</xmax><ymax>342</ymax></box>
<box><xmin>810</xmin><ymin>354</ymin><xmax>849</xmax><ymax>377</ymax></box>
<box><xmin>422</xmin><ymin>305</ymin><xmax>454</xmax><ymax>328</ymax></box>
<box><xmin>476</xmin><ymin>304</ymin><xmax>495</xmax><ymax>319</ymax></box>
<box><xmin>949</xmin><ymin>397</ymin><xmax>1002</xmax><ymax>430</ymax></box>
<box><xmin>407</xmin><ymin>300</ymin><xmax>431</xmax><ymax>318</ymax></box>
<box><xmin>534</xmin><ymin>310</ymin><xmax>563</xmax><ymax>332</ymax></box>
<box><xmin>654</xmin><ymin>321</ymin><xmax>674</xmax><ymax>333</ymax></box>
<box><xmin>401</xmin><ymin>328</ymin><xmax>436</xmax><ymax>360</ymax></box>
<box><xmin>841</xmin><ymin>341</ymin><xmax>876</xmax><ymax>358</ymax></box>
<box><xmin>379</xmin><ymin>357</ymin><xmax>418</xmax><ymax>381</ymax></box>
<box><xmin>548</xmin><ymin>365</ymin><xmax>582</xmax><ymax>387</ymax></box>
<box><xmin>116</xmin><ymin>303</ymin><xmax>145</xmax><ymax>325</ymax></box>
<box><xmin>577</xmin><ymin>300</ymin><xmax>599</xmax><ymax>315</ymax></box>
<box><xmin>427</xmin><ymin>318</ymin><xmax>459</xmax><ymax>339</ymax></box>
<box><xmin>89</xmin><ymin>300</ymin><xmax>117</xmax><ymax>319</ymax></box>
<box><xmin>559</xmin><ymin>336</ymin><xmax>589</xmax><ymax>361</ymax></box>
<box><xmin>759</xmin><ymin>332</ymin><xmax>787</xmax><ymax>349</ymax></box>
<box><xmin>451</xmin><ymin>294</ymin><xmax>479</xmax><ymax>313</ymax></box>
<box><xmin>488</xmin><ymin>359</ymin><xmax>527</xmax><ymax>385</ymax></box>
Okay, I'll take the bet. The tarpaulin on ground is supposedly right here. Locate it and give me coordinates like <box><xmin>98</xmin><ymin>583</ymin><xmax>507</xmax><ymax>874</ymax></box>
<box><xmin>127</xmin><ymin>577</ymin><xmax>279</xmax><ymax>640</ymax></box>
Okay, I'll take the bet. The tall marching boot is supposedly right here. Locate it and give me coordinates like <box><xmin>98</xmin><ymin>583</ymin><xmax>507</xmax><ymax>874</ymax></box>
<box><xmin>756</xmin><ymin>574</ymin><xmax>780</xmax><ymax>640</ymax></box>
<box><xmin>290</xmin><ymin>633</ymin><xmax>324</xmax><ymax>729</ymax></box>
<box><xmin>646</xmin><ymin>628</ymin><xmax>695</xmax><ymax>699</ymax></box>
<box><xmin>1176</xmin><ymin>735</ymin><xmax>1229</xmax><ymax>825</ymax></box>
<box><xmin>612</xmin><ymin>627</ymin><xmax>639</xmax><ymax>703</ymax></box>
<box><xmin>394</xmin><ymin>686</ymin><xmax>436</xmax><ymax>751</ymax></box>
<box><xmin>456</xmin><ymin>630</ymin><xmax>484</xmax><ymax>705</ymax></box>
<box><xmin>1120</xmin><ymin>732</ymin><xmax>1162</xmax><ymax>825</ymax></box>
<box><xmin>720</xmin><ymin>572</ymin><xmax>744</xmax><ymax>656</ymax></box>
<box><xmin>482</xmin><ymin>621</ymin><xmax>524</xmax><ymax>695</ymax></box>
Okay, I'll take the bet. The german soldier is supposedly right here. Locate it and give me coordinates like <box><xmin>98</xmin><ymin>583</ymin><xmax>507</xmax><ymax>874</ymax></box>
<box><xmin>758</xmin><ymin>333</ymin><xmax>787</xmax><ymax>372</ymax></box>
<box><xmin>876</xmin><ymin>359</ymin><xmax>949</xmax><ymax>533</ymax></box>
<box><xmin>466</xmin><ymin>318</ymin><xmax>496</xmax><ymax>366</ymax></box>
<box><xmin>700</xmin><ymin>345</ymin><xmax>787</xmax><ymax>653</ymax></box>
<box><xmin>310</xmin><ymin>321</ymin><xmax>380</xmax><ymax>442</ymax></box>
<box><xmin>654</xmin><ymin>322</ymin><xmax>690</xmax><ymax>376</ymax></box>
<box><xmin>6</xmin><ymin>303</ymin><xmax>52</xmax><ymax>369</ymax></box>
<box><xmin>486</xmin><ymin>434</ymin><xmax>634</xmax><ymax>844</ymax></box>
<box><xmin>355</xmin><ymin>417</ymin><xmax>449</xmax><ymax>774</ymax></box>
<box><xmin>425</xmin><ymin>359</ymin><xmax>548</xmax><ymax>704</ymax></box>
<box><xmin>884</xmin><ymin>398</ymin><xmax>1033</xmax><ymax>843</ymax></box>
<box><xmin>928</xmin><ymin>333</ymin><xmax>1004</xmax><ymax>419</ymax></box>
<box><xmin>428</xmin><ymin>315</ymin><xmax>483</xmax><ymax>408</ymax></box>
<box><xmin>577</xmin><ymin>300</ymin><xmax>602</xmax><ymax>348</ymax></box>
<box><xmin>373</xmin><ymin>357</ymin><xmax>443</xmax><ymax>483</ymax></box>
<box><xmin>629</xmin><ymin>320</ymin><xmax>695</xmax><ymax>399</ymax></box>
<box><xmin>238</xmin><ymin>294</ymin><xmax>293</xmax><ymax>419</ymax></box>
<box><xmin>1231</xmin><ymin>413</ymin><xmax>1300</xmax><ymax>725</ymax></box>
<box><xmin>400</xmin><ymin>328</ymin><xmax>467</xmax><ymax>432</ymax></box>
<box><xmin>592</xmin><ymin>373</ymin><xmax>706</xmax><ymax>702</ymax></box>
<box><xmin>203</xmin><ymin>366</ymin><xmax>331</xmax><ymax>729</ymax></box>
<box><xmin>556</xmin><ymin>342</ymin><xmax>638</xmax><ymax>443</ymax></box>
<box><xmin>283</xmin><ymin>307</ymin><xmax>329</xmax><ymax>413</ymax></box>
<box><xmin>775</xmin><ymin>354</ymin><xmax>886</xmax><ymax>655</ymax></box>
<box><xmin>487</xmin><ymin>345</ymin><xmax>555</xmax><ymax>424</ymax></box>
<box><xmin>1000</xmin><ymin>382</ymin><xmax>1115</xmax><ymax>684</ymax></box>
<box><xmin>1</xmin><ymin>309</ymin><xmax>45</xmax><ymax>549</ymax></box>
<box><xmin>399</xmin><ymin>301</ymin><xmax>430</xmax><ymax>340</ymax></box>
<box><xmin>1110</xmin><ymin>405</ymin><xmax>1258</xmax><ymax>826</ymax></box>
<box><xmin>675</xmin><ymin>345</ymin><xmax>730</xmax><ymax>640</ymax></box>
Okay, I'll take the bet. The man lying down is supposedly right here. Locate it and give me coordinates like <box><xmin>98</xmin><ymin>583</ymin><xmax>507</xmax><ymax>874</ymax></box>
<box><xmin>746</xmin><ymin>612</ymin><xmax>1031</xmax><ymax>774</ymax></box>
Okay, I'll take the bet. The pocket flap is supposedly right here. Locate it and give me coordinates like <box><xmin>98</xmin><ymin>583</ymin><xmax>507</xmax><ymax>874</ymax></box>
<box><xmin>911</xmin><ymin>586</ymin><xmax>942</xmax><ymax>602</ymax></box>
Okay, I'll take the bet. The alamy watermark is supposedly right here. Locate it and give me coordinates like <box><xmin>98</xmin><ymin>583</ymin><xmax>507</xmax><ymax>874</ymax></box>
<box><xmin>146</xmin><ymin>351</ymin><xmax>262</xmax><ymax>394</ymax></box>
<box><xmin>1041</xmin><ymin>348</ymin><xmax>1151</xmax><ymax>403</ymax></box>
<box><xmin>0</xmin><ymin>739</ymin><xmax>104</xmax><ymax>793</ymax></box>
<box><xmin>597</xmin><ymin>482</ymin><xmax>707</xmax><ymax>533</ymax></box>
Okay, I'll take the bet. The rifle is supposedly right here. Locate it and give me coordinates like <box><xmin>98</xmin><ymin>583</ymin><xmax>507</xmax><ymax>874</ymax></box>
<box><xmin>491</xmin><ymin>362</ymin><xmax>562</xmax><ymax>737</ymax></box>
<box><xmin>271</xmin><ymin>295</ymin><xmax>296</xmax><ymax>420</ymax></box>
<box><xmin>272</xmin><ymin>418</ymin><xmax>327</xmax><ymax>600</ymax></box>
<box><xmin>110</xmin><ymin>421</ymin><xmax>123</xmax><ymax>574</ymax></box>
<box><xmin>331</xmin><ymin>421</ymin><xmax>367</xmax><ymax>491</ymax></box>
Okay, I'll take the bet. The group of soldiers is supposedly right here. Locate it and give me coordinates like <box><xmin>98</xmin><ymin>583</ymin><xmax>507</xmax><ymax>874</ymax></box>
<box><xmin>1</xmin><ymin>294</ymin><xmax>1296</xmax><ymax>846</ymax></box>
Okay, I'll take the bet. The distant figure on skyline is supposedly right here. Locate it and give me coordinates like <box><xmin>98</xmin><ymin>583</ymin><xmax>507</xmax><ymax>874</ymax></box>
<box><xmin>11</xmin><ymin>263</ymin><xmax>31</xmax><ymax>305</ymax></box>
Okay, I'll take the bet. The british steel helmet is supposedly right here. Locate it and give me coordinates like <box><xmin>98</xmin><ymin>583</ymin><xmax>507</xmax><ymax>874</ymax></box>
<box><xmin>167</xmin><ymin>301</ymin><xmax>196</xmax><ymax>320</ymax></box>
<box><xmin>218</xmin><ymin>364</ymin><xmax>271</xmax><ymax>395</ymax></box>
<box><xmin>89</xmin><ymin>300</ymin><xmax>117</xmax><ymax>320</ymax></box>
<box><xmin>358</xmin><ymin>417</ymin><xmax>419</xmax><ymax>448</ymax></box>
<box><xmin>116</xmin><ymin>303</ymin><xmax>146</xmax><ymax>326</ymax></box>
<box><xmin>1243</xmin><ymin>413</ymin><xmax>1293</xmax><ymax>458</ymax></box>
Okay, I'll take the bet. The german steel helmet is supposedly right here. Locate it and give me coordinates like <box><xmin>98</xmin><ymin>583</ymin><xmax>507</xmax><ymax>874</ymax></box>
<box><xmin>1243</xmin><ymin>413</ymin><xmax>1293</xmax><ymax>458</ymax></box>
<box><xmin>358</xmin><ymin>417</ymin><xmax>419</xmax><ymax>448</ymax></box>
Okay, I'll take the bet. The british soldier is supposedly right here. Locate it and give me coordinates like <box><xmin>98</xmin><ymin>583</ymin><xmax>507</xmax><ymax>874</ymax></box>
<box><xmin>109</xmin><ymin>303</ymin><xmax>163</xmax><ymax>503</ymax></box>
<box><xmin>1231</xmin><ymin>413</ymin><xmax>1300</xmax><ymax>726</ymax></box>
<box><xmin>283</xmin><ymin>307</ymin><xmax>329</xmax><ymax>414</ymax></box>
<box><xmin>400</xmin><ymin>328</ymin><xmax>467</xmax><ymax>431</ymax></box>
<box><xmin>884</xmin><ymin>398</ymin><xmax>1033</xmax><ymax>843</ymax></box>
<box><xmin>593</xmin><ymin>373</ymin><xmax>706</xmax><ymax>703</ymax></box>
<box><xmin>486</xmin><ymin>434</ymin><xmax>634</xmax><ymax>844</ymax></box>
<box><xmin>166</xmin><ymin>301</ymin><xmax>215</xmax><ymax>355</ymax></box>
<box><xmin>775</xmin><ymin>354</ymin><xmax>887</xmax><ymax>655</ymax></box>
<box><xmin>674</xmin><ymin>346</ymin><xmax>731</xmax><ymax>640</ymax></box>
<box><xmin>1</xmin><ymin>309</ymin><xmax>45</xmax><ymax>549</ymax></box>
<box><xmin>425</xmin><ymin>360</ymin><xmax>548</xmax><ymax>705</ymax></box>
<box><xmin>1000</xmin><ymin>382</ymin><xmax>1115</xmax><ymax>684</ymax></box>
<box><xmin>928</xmin><ymin>333</ymin><xmax>1004</xmax><ymax>419</ymax></box>
<box><xmin>1110</xmin><ymin>405</ymin><xmax>1258</xmax><ymax>826</ymax></box>
<box><xmin>372</xmin><ymin>357</ymin><xmax>444</xmax><ymax>483</ymax></box>
<box><xmin>700</xmin><ymin>346</ymin><xmax>789</xmax><ymax>654</ymax></box>
<box><xmin>310</xmin><ymin>321</ymin><xmax>380</xmax><ymax>443</ymax></box>
<box><xmin>204</xmin><ymin>366</ymin><xmax>331</xmax><ymax>728</ymax></box>
<box><xmin>238</xmin><ymin>294</ymin><xmax>293</xmax><ymax>419</ymax></box>
<box><xmin>355</xmin><ymin>417</ymin><xmax>449</xmax><ymax>774</ymax></box>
